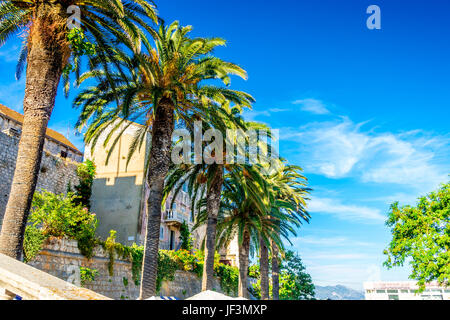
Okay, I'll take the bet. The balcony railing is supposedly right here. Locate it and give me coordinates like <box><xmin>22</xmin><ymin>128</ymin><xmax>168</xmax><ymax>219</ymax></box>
<box><xmin>164</xmin><ymin>210</ymin><xmax>187</xmax><ymax>225</ymax></box>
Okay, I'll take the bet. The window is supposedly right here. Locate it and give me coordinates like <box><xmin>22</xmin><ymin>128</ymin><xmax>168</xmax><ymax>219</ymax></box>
<box><xmin>387</xmin><ymin>290</ymin><xmax>398</xmax><ymax>293</ymax></box>
<box><xmin>60</xmin><ymin>150</ymin><xmax>68</xmax><ymax>158</ymax></box>
<box><xmin>376</xmin><ymin>290</ymin><xmax>385</xmax><ymax>293</ymax></box>
<box><xmin>401</xmin><ymin>290</ymin><xmax>408</xmax><ymax>293</ymax></box>
<box><xmin>160</xmin><ymin>227</ymin><xmax>164</xmax><ymax>239</ymax></box>
<box><xmin>388</xmin><ymin>295</ymin><xmax>399</xmax><ymax>300</ymax></box>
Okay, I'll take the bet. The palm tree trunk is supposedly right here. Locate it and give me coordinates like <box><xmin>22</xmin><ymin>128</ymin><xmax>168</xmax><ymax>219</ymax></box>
<box><xmin>238</xmin><ymin>230</ymin><xmax>250</xmax><ymax>298</ymax></box>
<box><xmin>202</xmin><ymin>164</ymin><xmax>223</xmax><ymax>291</ymax></box>
<box><xmin>260</xmin><ymin>236</ymin><xmax>269</xmax><ymax>300</ymax></box>
<box><xmin>0</xmin><ymin>7</ymin><xmax>66</xmax><ymax>259</ymax></box>
<box><xmin>139</xmin><ymin>97</ymin><xmax>175</xmax><ymax>299</ymax></box>
<box><xmin>271</xmin><ymin>239</ymin><xmax>280</xmax><ymax>300</ymax></box>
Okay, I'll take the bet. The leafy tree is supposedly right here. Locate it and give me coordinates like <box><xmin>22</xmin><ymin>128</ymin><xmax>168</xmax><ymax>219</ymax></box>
<box><xmin>0</xmin><ymin>0</ymin><xmax>158</xmax><ymax>259</ymax></box>
<box><xmin>384</xmin><ymin>182</ymin><xmax>450</xmax><ymax>291</ymax></box>
<box><xmin>279</xmin><ymin>251</ymin><xmax>315</xmax><ymax>300</ymax></box>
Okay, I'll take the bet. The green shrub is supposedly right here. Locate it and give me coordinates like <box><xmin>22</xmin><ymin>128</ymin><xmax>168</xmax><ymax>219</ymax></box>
<box><xmin>24</xmin><ymin>190</ymin><xmax>98</xmax><ymax>261</ymax></box>
<box><xmin>23</xmin><ymin>226</ymin><xmax>46</xmax><ymax>263</ymax></box>
<box><xmin>29</xmin><ymin>191</ymin><xmax>98</xmax><ymax>240</ymax></box>
<box><xmin>80</xmin><ymin>267</ymin><xmax>99</xmax><ymax>286</ymax></box>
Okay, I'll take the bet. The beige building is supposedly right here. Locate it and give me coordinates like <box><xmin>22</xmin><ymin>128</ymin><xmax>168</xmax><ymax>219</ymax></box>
<box><xmin>85</xmin><ymin>120</ymin><xmax>203</xmax><ymax>248</ymax></box>
<box><xmin>364</xmin><ymin>281</ymin><xmax>450</xmax><ymax>300</ymax></box>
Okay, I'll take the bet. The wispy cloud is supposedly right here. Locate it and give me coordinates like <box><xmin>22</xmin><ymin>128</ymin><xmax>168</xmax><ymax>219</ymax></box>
<box><xmin>307</xmin><ymin>196</ymin><xmax>386</xmax><ymax>223</ymax></box>
<box><xmin>242</xmin><ymin>107</ymin><xmax>290</xmax><ymax>121</ymax></box>
<box><xmin>281</xmin><ymin>117</ymin><xmax>449</xmax><ymax>190</ymax></box>
<box><xmin>293</xmin><ymin>98</ymin><xmax>330</xmax><ymax>115</ymax></box>
<box><xmin>293</xmin><ymin>235</ymin><xmax>375</xmax><ymax>247</ymax></box>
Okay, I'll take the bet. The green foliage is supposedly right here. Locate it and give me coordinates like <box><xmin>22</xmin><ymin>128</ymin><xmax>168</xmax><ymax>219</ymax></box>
<box><xmin>23</xmin><ymin>226</ymin><xmax>46</xmax><ymax>263</ymax></box>
<box><xmin>73</xmin><ymin>160</ymin><xmax>96</xmax><ymax>210</ymax></box>
<box><xmin>29</xmin><ymin>191</ymin><xmax>98</xmax><ymax>240</ymax></box>
<box><xmin>248</xmin><ymin>264</ymin><xmax>260</xmax><ymax>278</ymax></box>
<box><xmin>214</xmin><ymin>263</ymin><xmax>239</xmax><ymax>296</ymax></box>
<box><xmin>102</xmin><ymin>230</ymin><xmax>120</xmax><ymax>277</ymax></box>
<box><xmin>279</xmin><ymin>251</ymin><xmax>315</xmax><ymax>300</ymax></box>
<box><xmin>67</xmin><ymin>28</ymin><xmax>97</xmax><ymax>56</ymax></box>
<box><xmin>80</xmin><ymin>267</ymin><xmax>98</xmax><ymax>286</ymax></box>
<box><xmin>100</xmin><ymin>230</ymin><xmax>144</xmax><ymax>285</ymax></box>
<box><xmin>24</xmin><ymin>190</ymin><xmax>98</xmax><ymax>260</ymax></box>
<box><xmin>179</xmin><ymin>221</ymin><xmax>193</xmax><ymax>251</ymax></box>
<box><xmin>384</xmin><ymin>182</ymin><xmax>450</xmax><ymax>291</ymax></box>
<box><xmin>157</xmin><ymin>250</ymin><xmax>180</xmax><ymax>292</ymax></box>
<box><xmin>154</xmin><ymin>249</ymin><xmax>238</xmax><ymax>294</ymax></box>
<box><xmin>250</xmin><ymin>251</ymin><xmax>315</xmax><ymax>300</ymax></box>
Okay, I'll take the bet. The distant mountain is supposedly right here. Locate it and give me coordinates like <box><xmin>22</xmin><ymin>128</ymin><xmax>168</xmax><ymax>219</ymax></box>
<box><xmin>314</xmin><ymin>285</ymin><xmax>365</xmax><ymax>300</ymax></box>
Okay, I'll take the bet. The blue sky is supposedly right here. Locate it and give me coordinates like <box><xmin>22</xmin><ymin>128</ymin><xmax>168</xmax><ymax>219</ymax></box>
<box><xmin>1</xmin><ymin>0</ymin><xmax>449</xmax><ymax>290</ymax></box>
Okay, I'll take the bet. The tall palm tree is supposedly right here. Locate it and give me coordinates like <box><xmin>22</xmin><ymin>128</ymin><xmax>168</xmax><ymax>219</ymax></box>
<box><xmin>262</xmin><ymin>163</ymin><xmax>310</xmax><ymax>300</ymax></box>
<box><xmin>0</xmin><ymin>0</ymin><xmax>157</xmax><ymax>259</ymax></box>
<box><xmin>214</xmin><ymin>167</ymin><xmax>270</xmax><ymax>298</ymax></box>
<box><xmin>73</xmin><ymin>21</ymin><xmax>250</xmax><ymax>298</ymax></box>
<box><xmin>164</xmin><ymin>107</ymin><xmax>256</xmax><ymax>292</ymax></box>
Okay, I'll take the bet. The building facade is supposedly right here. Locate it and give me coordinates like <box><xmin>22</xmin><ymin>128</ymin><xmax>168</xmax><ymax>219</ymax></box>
<box><xmin>0</xmin><ymin>104</ymin><xmax>83</xmax><ymax>226</ymax></box>
<box><xmin>85</xmin><ymin>119</ymin><xmax>204</xmax><ymax>248</ymax></box>
<box><xmin>364</xmin><ymin>281</ymin><xmax>450</xmax><ymax>300</ymax></box>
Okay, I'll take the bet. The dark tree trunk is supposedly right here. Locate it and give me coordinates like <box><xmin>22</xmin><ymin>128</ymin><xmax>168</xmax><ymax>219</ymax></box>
<box><xmin>260</xmin><ymin>236</ymin><xmax>269</xmax><ymax>300</ymax></box>
<box><xmin>202</xmin><ymin>164</ymin><xmax>223</xmax><ymax>291</ymax></box>
<box><xmin>271</xmin><ymin>239</ymin><xmax>280</xmax><ymax>300</ymax></box>
<box><xmin>238</xmin><ymin>230</ymin><xmax>250</xmax><ymax>298</ymax></box>
<box><xmin>139</xmin><ymin>98</ymin><xmax>174</xmax><ymax>299</ymax></box>
<box><xmin>0</xmin><ymin>5</ymin><xmax>67</xmax><ymax>259</ymax></box>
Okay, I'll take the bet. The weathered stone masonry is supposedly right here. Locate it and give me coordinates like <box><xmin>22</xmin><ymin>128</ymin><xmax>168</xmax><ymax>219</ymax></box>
<box><xmin>0</xmin><ymin>131</ymin><xmax>80</xmax><ymax>226</ymax></box>
<box><xmin>29</xmin><ymin>238</ymin><xmax>225</xmax><ymax>300</ymax></box>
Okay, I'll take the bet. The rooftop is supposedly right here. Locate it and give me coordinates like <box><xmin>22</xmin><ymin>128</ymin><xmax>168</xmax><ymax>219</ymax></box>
<box><xmin>0</xmin><ymin>104</ymin><xmax>82</xmax><ymax>154</ymax></box>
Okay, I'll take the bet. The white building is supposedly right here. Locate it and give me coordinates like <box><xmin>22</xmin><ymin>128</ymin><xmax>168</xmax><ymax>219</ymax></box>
<box><xmin>364</xmin><ymin>281</ymin><xmax>450</xmax><ymax>300</ymax></box>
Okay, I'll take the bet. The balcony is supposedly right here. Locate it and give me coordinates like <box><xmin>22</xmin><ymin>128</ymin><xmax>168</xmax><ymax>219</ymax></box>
<box><xmin>164</xmin><ymin>210</ymin><xmax>186</xmax><ymax>227</ymax></box>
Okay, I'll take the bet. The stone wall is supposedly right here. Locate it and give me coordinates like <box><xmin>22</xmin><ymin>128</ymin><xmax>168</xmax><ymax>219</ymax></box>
<box><xmin>27</xmin><ymin>238</ymin><xmax>227</xmax><ymax>300</ymax></box>
<box><xmin>0</xmin><ymin>131</ymin><xmax>80</xmax><ymax>226</ymax></box>
<box><xmin>28</xmin><ymin>238</ymin><xmax>139</xmax><ymax>300</ymax></box>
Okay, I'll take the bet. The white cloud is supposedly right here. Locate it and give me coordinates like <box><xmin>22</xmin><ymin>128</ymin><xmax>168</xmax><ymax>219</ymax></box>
<box><xmin>293</xmin><ymin>236</ymin><xmax>375</xmax><ymax>247</ymax></box>
<box><xmin>307</xmin><ymin>196</ymin><xmax>386</xmax><ymax>223</ymax></box>
<box><xmin>293</xmin><ymin>98</ymin><xmax>330</xmax><ymax>115</ymax></box>
<box><xmin>281</xmin><ymin>117</ymin><xmax>449</xmax><ymax>190</ymax></box>
<box><xmin>242</xmin><ymin>107</ymin><xmax>290</xmax><ymax>121</ymax></box>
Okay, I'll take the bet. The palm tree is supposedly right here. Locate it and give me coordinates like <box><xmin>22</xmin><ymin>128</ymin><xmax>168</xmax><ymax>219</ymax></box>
<box><xmin>164</xmin><ymin>107</ymin><xmax>255</xmax><ymax>292</ymax></box>
<box><xmin>214</xmin><ymin>166</ymin><xmax>270</xmax><ymax>298</ymax></box>
<box><xmin>262</xmin><ymin>163</ymin><xmax>310</xmax><ymax>300</ymax></box>
<box><xmin>214</xmin><ymin>161</ymin><xmax>310</xmax><ymax>299</ymax></box>
<box><xmin>73</xmin><ymin>21</ymin><xmax>250</xmax><ymax>298</ymax></box>
<box><xmin>0</xmin><ymin>0</ymin><xmax>157</xmax><ymax>259</ymax></box>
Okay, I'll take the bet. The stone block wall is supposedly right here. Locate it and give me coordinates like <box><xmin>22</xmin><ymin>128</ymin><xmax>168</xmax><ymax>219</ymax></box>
<box><xmin>0</xmin><ymin>131</ymin><xmax>80</xmax><ymax>226</ymax></box>
<box><xmin>27</xmin><ymin>238</ymin><xmax>228</xmax><ymax>300</ymax></box>
<box><xmin>28</xmin><ymin>238</ymin><xmax>139</xmax><ymax>300</ymax></box>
